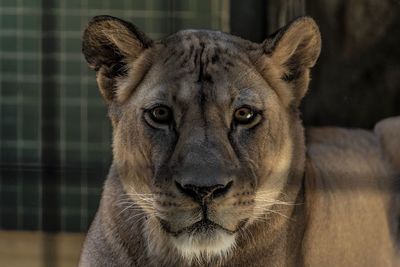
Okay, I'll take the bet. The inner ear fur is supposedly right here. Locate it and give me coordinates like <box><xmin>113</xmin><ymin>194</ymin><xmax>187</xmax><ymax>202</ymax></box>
<box><xmin>254</xmin><ymin>16</ymin><xmax>321</xmax><ymax>107</ymax></box>
<box><xmin>82</xmin><ymin>15</ymin><xmax>153</xmax><ymax>103</ymax></box>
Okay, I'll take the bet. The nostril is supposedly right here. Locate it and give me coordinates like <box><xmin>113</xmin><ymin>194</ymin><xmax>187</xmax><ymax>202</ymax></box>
<box><xmin>175</xmin><ymin>180</ymin><xmax>234</xmax><ymax>202</ymax></box>
<box><xmin>212</xmin><ymin>180</ymin><xmax>233</xmax><ymax>198</ymax></box>
<box><xmin>175</xmin><ymin>181</ymin><xmax>199</xmax><ymax>200</ymax></box>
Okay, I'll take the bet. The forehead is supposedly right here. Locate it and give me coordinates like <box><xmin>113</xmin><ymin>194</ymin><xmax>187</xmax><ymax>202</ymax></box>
<box><xmin>158</xmin><ymin>30</ymin><xmax>256</xmax><ymax>80</ymax></box>
<box><xmin>137</xmin><ymin>30</ymin><xmax>271</xmax><ymax>107</ymax></box>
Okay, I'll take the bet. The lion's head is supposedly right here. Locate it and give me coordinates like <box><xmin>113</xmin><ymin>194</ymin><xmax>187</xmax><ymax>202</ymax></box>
<box><xmin>82</xmin><ymin>15</ymin><xmax>321</xmax><ymax>263</ymax></box>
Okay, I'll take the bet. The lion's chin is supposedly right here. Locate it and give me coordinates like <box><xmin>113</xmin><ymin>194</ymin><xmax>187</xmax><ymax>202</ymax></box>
<box><xmin>170</xmin><ymin>228</ymin><xmax>237</xmax><ymax>262</ymax></box>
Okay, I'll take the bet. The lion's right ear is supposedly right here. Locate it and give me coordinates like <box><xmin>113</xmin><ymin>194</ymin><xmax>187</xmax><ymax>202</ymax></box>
<box><xmin>82</xmin><ymin>15</ymin><xmax>153</xmax><ymax>103</ymax></box>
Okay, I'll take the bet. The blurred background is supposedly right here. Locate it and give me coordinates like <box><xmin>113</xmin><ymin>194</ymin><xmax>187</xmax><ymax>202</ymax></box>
<box><xmin>0</xmin><ymin>0</ymin><xmax>399</xmax><ymax>266</ymax></box>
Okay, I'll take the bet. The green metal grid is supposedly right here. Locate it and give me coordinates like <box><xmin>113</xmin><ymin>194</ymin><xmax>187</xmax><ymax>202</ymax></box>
<box><xmin>0</xmin><ymin>0</ymin><xmax>229</xmax><ymax>232</ymax></box>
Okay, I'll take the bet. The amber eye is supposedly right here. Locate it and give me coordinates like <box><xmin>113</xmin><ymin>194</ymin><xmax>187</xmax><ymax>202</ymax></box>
<box><xmin>234</xmin><ymin>107</ymin><xmax>256</xmax><ymax>124</ymax></box>
<box><xmin>149</xmin><ymin>106</ymin><xmax>173</xmax><ymax>124</ymax></box>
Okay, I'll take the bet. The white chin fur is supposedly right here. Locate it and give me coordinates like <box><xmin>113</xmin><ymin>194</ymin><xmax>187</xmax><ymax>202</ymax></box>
<box><xmin>171</xmin><ymin>230</ymin><xmax>236</xmax><ymax>263</ymax></box>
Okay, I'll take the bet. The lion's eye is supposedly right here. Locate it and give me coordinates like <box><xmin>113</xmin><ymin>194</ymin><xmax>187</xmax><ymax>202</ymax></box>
<box><xmin>149</xmin><ymin>106</ymin><xmax>173</xmax><ymax>124</ymax></box>
<box><xmin>234</xmin><ymin>107</ymin><xmax>256</xmax><ymax>124</ymax></box>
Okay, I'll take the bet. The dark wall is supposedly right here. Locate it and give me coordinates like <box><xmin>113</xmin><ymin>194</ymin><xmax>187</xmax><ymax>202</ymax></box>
<box><xmin>231</xmin><ymin>0</ymin><xmax>400</xmax><ymax>129</ymax></box>
<box><xmin>304</xmin><ymin>0</ymin><xmax>400</xmax><ymax>128</ymax></box>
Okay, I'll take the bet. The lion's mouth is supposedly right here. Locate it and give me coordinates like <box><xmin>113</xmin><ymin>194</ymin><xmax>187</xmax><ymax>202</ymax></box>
<box><xmin>159</xmin><ymin>218</ymin><xmax>247</xmax><ymax>237</ymax></box>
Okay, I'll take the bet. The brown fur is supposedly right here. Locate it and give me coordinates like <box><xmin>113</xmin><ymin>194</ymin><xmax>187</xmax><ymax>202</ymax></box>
<box><xmin>80</xmin><ymin>15</ymin><xmax>400</xmax><ymax>266</ymax></box>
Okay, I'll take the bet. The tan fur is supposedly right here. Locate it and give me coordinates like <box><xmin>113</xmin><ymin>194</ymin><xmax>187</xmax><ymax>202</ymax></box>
<box><xmin>80</xmin><ymin>15</ymin><xmax>400</xmax><ymax>266</ymax></box>
<box><xmin>375</xmin><ymin>117</ymin><xmax>400</xmax><ymax>175</ymax></box>
<box><xmin>304</xmin><ymin>126</ymin><xmax>400</xmax><ymax>266</ymax></box>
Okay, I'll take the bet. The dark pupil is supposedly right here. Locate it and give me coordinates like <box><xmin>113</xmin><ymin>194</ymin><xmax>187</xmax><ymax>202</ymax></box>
<box><xmin>238</xmin><ymin>109</ymin><xmax>251</xmax><ymax>119</ymax></box>
<box><xmin>154</xmin><ymin>107</ymin><xmax>169</xmax><ymax>120</ymax></box>
<box><xmin>157</xmin><ymin>109</ymin><xmax>165</xmax><ymax>116</ymax></box>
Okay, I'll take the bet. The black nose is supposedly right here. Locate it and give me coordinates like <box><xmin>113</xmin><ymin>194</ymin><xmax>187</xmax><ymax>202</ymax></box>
<box><xmin>175</xmin><ymin>180</ymin><xmax>233</xmax><ymax>203</ymax></box>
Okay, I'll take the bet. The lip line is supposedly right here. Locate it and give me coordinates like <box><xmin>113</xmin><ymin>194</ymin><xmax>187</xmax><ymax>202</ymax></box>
<box><xmin>159</xmin><ymin>218</ymin><xmax>239</xmax><ymax>237</ymax></box>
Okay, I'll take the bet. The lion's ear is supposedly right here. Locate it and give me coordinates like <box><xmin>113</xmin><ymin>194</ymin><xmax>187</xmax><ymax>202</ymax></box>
<box><xmin>82</xmin><ymin>15</ymin><xmax>153</xmax><ymax>103</ymax></box>
<box><xmin>255</xmin><ymin>17</ymin><xmax>321</xmax><ymax>107</ymax></box>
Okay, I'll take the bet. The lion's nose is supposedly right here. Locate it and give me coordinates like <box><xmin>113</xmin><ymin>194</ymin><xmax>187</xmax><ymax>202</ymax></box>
<box><xmin>175</xmin><ymin>180</ymin><xmax>233</xmax><ymax>203</ymax></box>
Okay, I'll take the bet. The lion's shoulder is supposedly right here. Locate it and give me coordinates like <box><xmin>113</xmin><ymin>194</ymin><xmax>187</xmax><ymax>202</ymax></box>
<box><xmin>305</xmin><ymin>116</ymin><xmax>400</xmax><ymax>179</ymax></box>
<box><xmin>302</xmin><ymin>122</ymin><xmax>399</xmax><ymax>266</ymax></box>
<box><xmin>374</xmin><ymin>116</ymin><xmax>400</xmax><ymax>174</ymax></box>
<box><xmin>305</xmin><ymin>126</ymin><xmax>385</xmax><ymax>178</ymax></box>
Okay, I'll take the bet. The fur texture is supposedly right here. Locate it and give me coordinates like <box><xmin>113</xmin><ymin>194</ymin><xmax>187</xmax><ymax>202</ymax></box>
<box><xmin>79</xmin><ymin>15</ymin><xmax>400</xmax><ymax>266</ymax></box>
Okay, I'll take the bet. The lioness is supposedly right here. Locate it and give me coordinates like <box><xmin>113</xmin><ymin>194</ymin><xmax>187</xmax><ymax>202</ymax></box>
<box><xmin>80</xmin><ymin>15</ymin><xmax>400</xmax><ymax>266</ymax></box>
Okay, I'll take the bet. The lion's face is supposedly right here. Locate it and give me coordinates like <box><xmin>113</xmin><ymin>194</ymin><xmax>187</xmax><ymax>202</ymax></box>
<box><xmin>82</xmin><ymin>16</ymin><xmax>320</xmax><ymax>262</ymax></box>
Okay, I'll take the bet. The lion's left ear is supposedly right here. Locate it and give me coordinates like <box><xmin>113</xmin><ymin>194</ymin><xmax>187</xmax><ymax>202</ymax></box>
<box><xmin>253</xmin><ymin>17</ymin><xmax>321</xmax><ymax>107</ymax></box>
